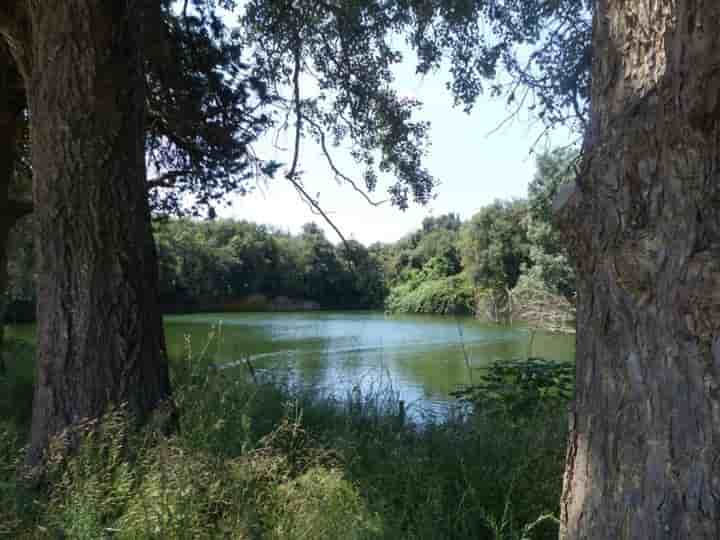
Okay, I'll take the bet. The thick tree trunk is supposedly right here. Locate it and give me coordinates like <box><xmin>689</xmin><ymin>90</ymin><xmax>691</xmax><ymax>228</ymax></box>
<box><xmin>559</xmin><ymin>1</ymin><xmax>720</xmax><ymax>538</ymax></box>
<box><xmin>20</xmin><ymin>3</ymin><xmax>172</xmax><ymax>464</ymax></box>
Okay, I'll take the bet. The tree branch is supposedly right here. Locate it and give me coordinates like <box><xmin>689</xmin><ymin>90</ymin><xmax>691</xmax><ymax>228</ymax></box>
<box><xmin>285</xmin><ymin>173</ymin><xmax>353</xmax><ymax>258</ymax></box>
<box><xmin>302</xmin><ymin>114</ymin><xmax>388</xmax><ymax>207</ymax></box>
<box><xmin>286</xmin><ymin>44</ymin><xmax>302</xmax><ymax>181</ymax></box>
<box><xmin>146</xmin><ymin>170</ymin><xmax>194</xmax><ymax>189</ymax></box>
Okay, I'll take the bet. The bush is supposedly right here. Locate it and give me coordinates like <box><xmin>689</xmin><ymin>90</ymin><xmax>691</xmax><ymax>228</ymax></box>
<box><xmin>453</xmin><ymin>357</ymin><xmax>574</xmax><ymax>424</ymax></box>
<box><xmin>270</xmin><ymin>467</ymin><xmax>383</xmax><ymax>540</ymax></box>
<box><xmin>385</xmin><ymin>274</ymin><xmax>475</xmax><ymax>315</ymax></box>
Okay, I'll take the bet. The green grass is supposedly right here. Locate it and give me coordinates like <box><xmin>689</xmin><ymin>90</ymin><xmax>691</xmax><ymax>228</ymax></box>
<box><xmin>0</xmin><ymin>337</ymin><xmax>566</xmax><ymax>539</ymax></box>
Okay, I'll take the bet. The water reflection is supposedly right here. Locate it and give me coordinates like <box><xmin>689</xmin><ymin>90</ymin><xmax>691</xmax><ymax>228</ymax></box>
<box><xmin>7</xmin><ymin>311</ymin><xmax>575</xmax><ymax>417</ymax></box>
<box><xmin>163</xmin><ymin>311</ymin><xmax>575</xmax><ymax>415</ymax></box>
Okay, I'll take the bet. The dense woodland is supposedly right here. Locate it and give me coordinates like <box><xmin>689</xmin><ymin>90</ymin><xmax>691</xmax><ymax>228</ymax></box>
<box><xmin>4</xmin><ymin>148</ymin><xmax>575</xmax><ymax>321</ymax></box>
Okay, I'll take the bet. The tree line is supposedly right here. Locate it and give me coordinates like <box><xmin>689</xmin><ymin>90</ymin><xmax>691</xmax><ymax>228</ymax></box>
<box><xmin>381</xmin><ymin>147</ymin><xmax>577</xmax><ymax>317</ymax></box>
<box><xmin>4</xmin><ymin>148</ymin><xmax>575</xmax><ymax>319</ymax></box>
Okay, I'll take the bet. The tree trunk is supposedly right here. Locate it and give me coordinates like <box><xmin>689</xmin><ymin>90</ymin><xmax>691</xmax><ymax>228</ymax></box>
<box><xmin>18</xmin><ymin>3</ymin><xmax>172</xmax><ymax>464</ymax></box>
<box><xmin>558</xmin><ymin>1</ymin><xmax>720</xmax><ymax>538</ymax></box>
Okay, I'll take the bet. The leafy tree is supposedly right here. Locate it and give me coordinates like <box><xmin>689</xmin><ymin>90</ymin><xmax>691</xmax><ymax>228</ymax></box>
<box><xmin>241</xmin><ymin>0</ymin><xmax>436</xmax><ymax>211</ymax></box>
<box><xmin>151</xmin><ymin>219</ymin><xmax>385</xmax><ymax>311</ymax></box>
<box><xmin>336</xmin><ymin>240</ymin><xmax>387</xmax><ymax>309</ymax></box>
<box><xmin>521</xmin><ymin>148</ymin><xmax>577</xmax><ymax>297</ymax></box>
<box><xmin>297</xmin><ymin>223</ymin><xmax>345</xmax><ymax>306</ymax></box>
<box><xmin>421</xmin><ymin>213</ymin><xmax>462</xmax><ymax>234</ymax></box>
<box><xmin>1</xmin><ymin>3</ymin><xmax>172</xmax><ymax>463</ymax></box>
<box><xmin>145</xmin><ymin>0</ymin><xmax>277</xmax><ymax>217</ymax></box>
<box><xmin>460</xmin><ymin>200</ymin><xmax>531</xmax><ymax>292</ymax></box>
<box><xmin>240</xmin><ymin>0</ymin><xmax>590</xmax><ymax>215</ymax></box>
<box><xmin>383</xmin><ymin>214</ymin><xmax>463</xmax><ymax>287</ymax></box>
<box><xmin>0</xmin><ymin>0</ymin><xmax>276</xmax><ymax>351</ymax></box>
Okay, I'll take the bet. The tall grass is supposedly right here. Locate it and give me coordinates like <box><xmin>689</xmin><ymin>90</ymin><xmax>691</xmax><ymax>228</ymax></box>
<box><xmin>0</xmin><ymin>337</ymin><xmax>567</xmax><ymax>539</ymax></box>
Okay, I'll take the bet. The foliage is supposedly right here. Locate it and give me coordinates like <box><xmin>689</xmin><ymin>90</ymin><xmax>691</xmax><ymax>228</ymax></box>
<box><xmin>381</xmin><ymin>213</ymin><xmax>463</xmax><ymax>288</ymax></box>
<box><xmin>453</xmin><ymin>358</ymin><xmax>574</xmax><ymax>424</ymax></box>
<box><xmin>460</xmin><ymin>200</ymin><xmax>531</xmax><ymax>292</ymax></box>
<box><xmin>1</xmin><ymin>340</ymin><xmax>567</xmax><ymax>540</ymax></box>
<box><xmin>155</xmin><ymin>218</ymin><xmax>386</xmax><ymax>310</ymax></box>
<box><xmin>270</xmin><ymin>467</ymin><xmax>383</xmax><ymax>540</ymax></box>
<box><xmin>4</xmin><ymin>149</ymin><xmax>578</xmax><ymax>321</ymax></box>
<box><xmin>385</xmin><ymin>273</ymin><xmax>475</xmax><ymax>315</ymax></box>
<box><xmin>524</xmin><ymin>148</ymin><xmax>578</xmax><ymax>298</ymax></box>
<box><xmin>242</xmin><ymin>0</ymin><xmax>436</xmax><ymax>210</ymax></box>
<box><xmin>239</xmin><ymin>0</ymin><xmax>591</xmax><ymax>217</ymax></box>
<box><xmin>146</xmin><ymin>0</ymin><xmax>279</xmax><ymax>218</ymax></box>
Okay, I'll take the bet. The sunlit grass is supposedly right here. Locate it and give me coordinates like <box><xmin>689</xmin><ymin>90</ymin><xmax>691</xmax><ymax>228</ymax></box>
<box><xmin>0</xmin><ymin>337</ymin><xmax>566</xmax><ymax>539</ymax></box>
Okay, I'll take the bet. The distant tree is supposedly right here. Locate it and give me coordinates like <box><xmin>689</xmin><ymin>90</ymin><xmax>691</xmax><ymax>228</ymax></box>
<box><xmin>296</xmin><ymin>223</ymin><xmax>344</xmax><ymax>306</ymax></box>
<box><xmin>336</xmin><ymin>240</ymin><xmax>387</xmax><ymax>308</ymax></box>
<box><xmin>522</xmin><ymin>148</ymin><xmax>577</xmax><ymax>297</ymax></box>
<box><xmin>421</xmin><ymin>213</ymin><xmax>462</xmax><ymax>234</ymax></box>
<box><xmin>460</xmin><ymin>200</ymin><xmax>531</xmax><ymax>292</ymax></box>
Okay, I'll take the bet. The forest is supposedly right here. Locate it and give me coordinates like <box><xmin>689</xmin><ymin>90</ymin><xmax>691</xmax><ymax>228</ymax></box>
<box><xmin>4</xmin><ymin>148</ymin><xmax>576</xmax><ymax>323</ymax></box>
<box><xmin>3</xmin><ymin>1</ymin><xmax>720</xmax><ymax>539</ymax></box>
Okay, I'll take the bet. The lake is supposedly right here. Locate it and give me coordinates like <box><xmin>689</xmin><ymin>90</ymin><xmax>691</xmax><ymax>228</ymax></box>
<box><xmin>6</xmin><ymin>311</ymin><xmax>575</xmax><ymax>418</ymax></box>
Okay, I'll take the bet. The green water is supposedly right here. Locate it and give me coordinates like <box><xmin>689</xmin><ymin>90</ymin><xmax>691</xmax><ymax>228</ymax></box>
<box><xmin>6</xmin><ymin>311</ymin><xmax>574</xmax><ymax>415</ymax></box>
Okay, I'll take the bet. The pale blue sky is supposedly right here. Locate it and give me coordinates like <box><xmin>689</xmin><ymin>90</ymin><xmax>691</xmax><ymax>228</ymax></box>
<box><xmin>217</xmin><ymin>52</ymin><xmax>576</xmax><ymax>245</ymax></box>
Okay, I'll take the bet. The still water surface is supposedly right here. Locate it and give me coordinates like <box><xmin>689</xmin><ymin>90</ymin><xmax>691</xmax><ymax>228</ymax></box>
<box><xmin>8</xmin><ymin>311</ymin><xmax>574</xmax><ymax>416</ymax></box>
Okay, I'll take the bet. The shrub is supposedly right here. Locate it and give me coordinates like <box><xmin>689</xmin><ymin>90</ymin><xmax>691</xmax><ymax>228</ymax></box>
<box><xmin>385</xmin><ymin>274</ymin><xmax>475</xmax><ymax>315</ymax></box>
<box><xmin>270</xmin><ymin>467</ymin><xmax>383</xmax><ymax>540</ymax></box>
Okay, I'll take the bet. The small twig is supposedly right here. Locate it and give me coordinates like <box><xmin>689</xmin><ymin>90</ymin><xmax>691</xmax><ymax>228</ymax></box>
<box><xmin>286</xmin><ymin>174</ymin><xmax>351</xmax><ymax>253</ymax></box>
<box><xmin>286</xmin><ymin>44</ymin><xmax>302</xmax><ymax>181</ymax></box>
<box><xmin>303</xmin><ymin>114</ymin><xmax>388</xmax><ymax>206</ymax></box>
<box><xmin>484</xmin><ymin>85</ymin><xmax>531</xmax><ymax>138</ymax></box>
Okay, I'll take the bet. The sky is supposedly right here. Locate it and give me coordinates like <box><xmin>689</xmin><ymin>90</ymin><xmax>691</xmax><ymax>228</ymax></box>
<box><xmin>216</xmin><ymin>51</ymin><xmax>576</xmax><ymax>246</ymax></box>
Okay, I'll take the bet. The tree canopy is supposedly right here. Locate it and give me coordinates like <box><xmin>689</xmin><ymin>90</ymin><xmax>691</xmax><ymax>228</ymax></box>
<box><xmin>239</xmin><ymin>0</ymin><xmax>591</xmax><ymax>216</ymax></box>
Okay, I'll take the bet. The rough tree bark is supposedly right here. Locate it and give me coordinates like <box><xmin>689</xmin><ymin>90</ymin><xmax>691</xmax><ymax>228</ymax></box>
<box><xmin>1</xmin><ymin>2</ymin><xmax>172</xmax><ymax>464</ymax></box>
<box><xmin>558</xmin><ymin>1</ymin><xmax>720</xmax><ymax>538</ymax></box>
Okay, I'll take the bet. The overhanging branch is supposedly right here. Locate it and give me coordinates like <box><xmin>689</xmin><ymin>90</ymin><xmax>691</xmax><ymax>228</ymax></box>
<box><xmin>286</xmin><ymin>44</ymin><xmax>302</xmax><ymax>181</ymax></box>
<box><xmin>147</xmin><ymin>170</ymin><xmax>194</xmax><ymax>189</ymax></box>
<box><xmin>285</xmin><ymin>173</ymin><xmax>354</xmax><ymax>262</ymax></box>
<box><xmin>302</xmin><ymin>114</ymin><xmax>388</xmax><ymax>207</ymax></box>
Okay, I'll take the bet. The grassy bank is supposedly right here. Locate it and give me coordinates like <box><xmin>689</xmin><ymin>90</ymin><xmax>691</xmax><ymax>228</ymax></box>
<box><xmin>1</xmin><ymin>339</ymin><xmax>567</xmax><ymax>539</ymax></box>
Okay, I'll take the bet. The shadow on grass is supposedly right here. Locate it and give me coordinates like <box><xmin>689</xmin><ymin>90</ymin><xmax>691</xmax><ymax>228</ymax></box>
<box><xmin>0</xmin><ymin>338</ymin><xmax>35</xmax><ymax>432</ymax></box>
<box><xmin>1</xmin><ymin>340</ymin><xmax>566</xmax><ymax>539</ymax></box>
